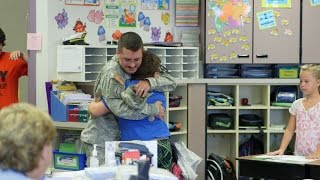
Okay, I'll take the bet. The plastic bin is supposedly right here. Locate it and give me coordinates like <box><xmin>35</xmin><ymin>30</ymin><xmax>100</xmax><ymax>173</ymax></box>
<box><xmin>50</xmin><ymin>91</ymin><xmax>79</xmax><ymax>122</ymax></box>
<box><xmin>53</xmin><ymin>150</ymin><xmax>86</xmax><ymax>171</ymax></box>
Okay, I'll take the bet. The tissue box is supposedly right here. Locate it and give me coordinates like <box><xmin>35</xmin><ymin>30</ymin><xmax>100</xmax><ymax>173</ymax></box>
<box><xmin>53</xmin><ymin>150</ymin><xmax>86</xmax><ymax>171</ymax></box>
<box><xmin>68</xmin><ymin>109</ymin><xmax>89</xmax><ymax>122</ymax></box>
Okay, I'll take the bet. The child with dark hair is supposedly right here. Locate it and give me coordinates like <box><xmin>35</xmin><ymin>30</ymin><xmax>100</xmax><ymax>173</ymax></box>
<box><xmin>0</xmin><ymin>28</ymin><xmax>28</xmax><ymax>109</ymax></box>
<box><xmin>119</xmin><ymin>50</ymin><xmax>172</xmax><ymax>170</ymax></box>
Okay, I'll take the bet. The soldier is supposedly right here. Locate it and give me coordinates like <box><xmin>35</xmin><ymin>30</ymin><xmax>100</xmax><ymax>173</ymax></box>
<box><xmin>81</xmin><ymin>32</ymin><xmax>176</xmax><ymax>165</ymax></box>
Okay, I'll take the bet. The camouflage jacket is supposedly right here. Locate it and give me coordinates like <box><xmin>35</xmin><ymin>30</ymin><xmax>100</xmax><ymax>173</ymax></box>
<box><xmin>81</xmin><ymin>55</ymin><xmax>176</xmax><ymax>147</ymax></box>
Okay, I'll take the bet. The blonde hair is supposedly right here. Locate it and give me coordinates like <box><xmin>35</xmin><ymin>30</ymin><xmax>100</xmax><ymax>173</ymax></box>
<box><xmin>0</xmin><ymin>103</ymin><xmax>57</xmax><ymax>173</ymax></box>
<box><xmin>300</xmin><ymin>64</ymin><xmax>320</xmax><ymax>94</ymax></box>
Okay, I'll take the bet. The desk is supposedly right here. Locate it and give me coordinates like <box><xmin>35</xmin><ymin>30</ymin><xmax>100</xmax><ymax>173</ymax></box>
<box><xmin>237</xmin><ymin>156</ymin><xmax>309</xmax><ymax>180</ymax></box>
<box><xmin>306</xmin><ymin>160</ymin><xmax>320</xmax><ymax>180</ymax></box>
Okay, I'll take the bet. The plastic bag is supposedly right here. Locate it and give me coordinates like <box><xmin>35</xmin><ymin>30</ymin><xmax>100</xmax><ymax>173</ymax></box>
<box><xmin>173</xmin><ymin>141</ymin><xmax>202</xmax><ymax>180</ymax></box>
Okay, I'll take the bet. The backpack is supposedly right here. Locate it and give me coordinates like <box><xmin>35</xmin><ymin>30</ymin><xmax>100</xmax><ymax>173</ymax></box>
<box><xmin>208</xmin><ymin>113</ymin><xmax>233</xmax><ymax>129</ymax></box>
<box><xmin>239</xmin><ymin>114</ymin><xmax>264</xmax><ymax>135</ymax></box>
<box><xmin>239</xmin><ymin>114</ymin><xmax>263</xmax><ymax>127</ymax></box>
<box><xmin>239</xmin><ymin>135</ymin><xmax>264</xmax><ymax>156</ymax></box>
<box><xmin>207</xmin><ymin>153</ymin><xmax>237</xmax><ymax>180</ymax></box>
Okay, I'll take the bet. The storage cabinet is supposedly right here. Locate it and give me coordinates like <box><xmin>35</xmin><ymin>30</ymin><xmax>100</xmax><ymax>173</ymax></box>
<box><xmin>206</xmin><ymin>0</ymin><xmax>300</xmax><ymax>64</ymax></box>
<box><xmin>57</xmin><ymin>45</ymin><xmax>199</xmax><ymax>82</ymax></box>
<box><xmin>253</xmin><ymin>0</ymin><xmax>300</xmax><ymax>64</ymax></box>
<box><xmin>301</xmin><ymin>0</ymin><xmax>320</xmax><ymax>63</ymax></box>
<box><xmin>206</xmin><ymin>79</ymin><xmax>299</xmax><ymax>174</ymax></box>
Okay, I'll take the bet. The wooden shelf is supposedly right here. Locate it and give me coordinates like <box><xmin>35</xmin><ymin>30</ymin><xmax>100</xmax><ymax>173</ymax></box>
<box><xmin>54</xmin><ymin>122</ymin><xmax>87</xmax><ymax>130</ymax></box>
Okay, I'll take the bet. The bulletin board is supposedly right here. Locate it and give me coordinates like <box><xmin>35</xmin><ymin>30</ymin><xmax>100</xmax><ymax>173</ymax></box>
<box><xmin>48</xmin><ymin>0</ymin><xmax>175</xmax><ymax>45</ymax></box>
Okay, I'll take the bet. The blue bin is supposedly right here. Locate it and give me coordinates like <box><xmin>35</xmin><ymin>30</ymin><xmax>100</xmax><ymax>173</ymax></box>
<box><xmin>53</xmin><ymin>150</ymin><xmax>87</xmax><ymax>171</ymax></box>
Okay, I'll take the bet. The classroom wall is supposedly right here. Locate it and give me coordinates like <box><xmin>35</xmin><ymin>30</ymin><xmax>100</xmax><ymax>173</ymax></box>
<box><xmin>35</xmin><ymin>0</ymin><xmax>199</xmax><ymax>110</ymax></box>
<box><xmin>0</xmin><ymin>0</ymin><xmax>28</xmax><ymax>103</ymax></box>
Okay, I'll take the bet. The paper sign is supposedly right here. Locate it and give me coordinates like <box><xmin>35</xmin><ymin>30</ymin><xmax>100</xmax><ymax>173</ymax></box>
<box><xmin>57</xmin><ymin>46</ymin><xmax>83</xmax><ymax>72</ymax></box>
<box><xmin>257</xmin><ymin>10</ymin><xmax>276</xmax><ymax>30</ymax></box>
<box><xmin>262</xmin><ymin>0</ymin><xmax>292</xmax><ymax>8</ymax></box>
<box><xmin>310</xmin><ymin>0</ymin><xmax>320</xmax><ymax>6</ymax></box>
<box><xmin>27</xmin><ymin>33</ymin><xmax>42</xmax><ymax>50</ymax></box>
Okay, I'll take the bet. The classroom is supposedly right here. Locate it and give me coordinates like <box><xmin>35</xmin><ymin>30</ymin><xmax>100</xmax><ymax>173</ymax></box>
<box><xmin>1</xmin><ymin>0</ymin><xmax>320</xmax><ymax>179</ymax></box>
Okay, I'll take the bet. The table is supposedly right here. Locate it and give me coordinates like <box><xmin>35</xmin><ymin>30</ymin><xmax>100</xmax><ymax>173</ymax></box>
<box><xmin>306</xmin><ymin>160</ymin><xmax>320</xmax><ymax>180</ymax></box>
<box><xmin>236</xmin><ymin>155</ymin><xmax>320</xmax><ymax>180</ymax></box>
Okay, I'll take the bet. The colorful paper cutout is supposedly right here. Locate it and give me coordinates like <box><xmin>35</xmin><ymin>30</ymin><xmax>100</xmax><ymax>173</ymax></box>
<box><xmin>208</xmin><ymin>0</ymin><xmax>251</xmax><ymax>32</ymax></box>
<box><xmin>229</xmin><ymin>52</ymin><xmax>237</xmax><ymax>59</ymax></box>
<box><xmin>55</xmin><ymin>9</ymin><xmax>69</xmax><ymax>29</ymax></box>
<box><xmin>151</xmin><ymin>27</ymin><xmax>161</xmax><ymax>42</ymax></box>
<box><xmin>213</xmin><ymin>36</ymin><xmax>222</xmax><ymax>43</ymax></box>
<box><xmin>239</xmin><ymin>35</ymin><xmax>248</xmax><ymax>42</ymax></box>
<box><xmin>256</xmin><ymin>10</ymin><xmax>276</xmax><ymax>30</ymax></box>
<box><xmin>270</xmin><ymin>28</ymin><xmax>279</xmax><ymax>35</ymax></box>
<box><xmin>87</xmin><ymin>9</ymin><xmax>104</xmax><ymax>24</ymax></box>
<box><xmin>210</xmin><ymin>53</ymin><xmax>218</xmax><ymax>60</ymax></box>
<box><xmin>208</xmin><ymin>29</ymin><xmax>217</xmax><ymax>35</ymax></box>
<box><xmin>73</xmin><ymin>19</ymin><xmax>86</xmax><ymax>33</ymax></box>
<box><xmin>208</xmin><ymin>44</ymin><xmax>216</xmax><ymax>50</ymax></box>
<box><xmin>208</xmin><ymin>10</ymin><xmax>215</xmax><ymax>17</ymax></box>
<box><xmin>161</xmin><ymin>12</ymin><xmax>170</xmax><ymax>25</ymax></box>
<box><xmin>229</xmin><ymin>37</ymin><xmax>237</xmax><ymax>43</ymax></box>
<box><xmin>273</xmin><ymin>10</ymin><xmax>281</xmax><ymax>18</ymax></box>
<box><xmin>243</xmin><ymin>17</ymin><xmax>252</xmax><ymax>24</ymax></box>
<box><xmin>231</xmin><ymin>28</ymin><xmax>240</xmax><ymax>35</ymax></box>
<box><xmin>223</xmin><ymin>30</ymin><xmax>231</xmax><ymax>37</ymax></box>
<box><xmin>284</xmin><ymin>29</ymin><xmax>293</xmax><ymax>36</ymax></box>
<box><xmin>241</xmin><ymin>44</ymin><xmax>250</xmax><ymax>51</ymax></box>
<box><xmin>220</xmin><ymin>55</ymin><xmax>228</xmax><ymax>62</ymax></box>
<box><xmin>281</xmin><ymin>19</ymin><xmax>289</xmax><ymax>26</ymax></box>
<box><xmin>261</xmin><ymin>0</ymin><xmax>291</xmax><ymax>8</ymax></box>
<box><xmin>97</xmin><ymin>26</ymin><xmax>106</xmax><ymax>42</ymax></box>
<box><xmin>221</xmin><ymin>39</ymin><xmax>230</xmax><ymax>47</ymax></box>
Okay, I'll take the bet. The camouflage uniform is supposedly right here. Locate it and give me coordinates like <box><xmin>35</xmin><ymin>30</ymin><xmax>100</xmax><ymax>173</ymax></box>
<box><xmin>81</xmin><ymin>55</ymin><xmax>176</xmax><ymax>165</ymax></box>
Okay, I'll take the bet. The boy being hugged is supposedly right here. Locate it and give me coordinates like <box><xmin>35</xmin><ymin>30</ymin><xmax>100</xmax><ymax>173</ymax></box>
<box><xmin>270</xmin><ymin>64</ymin><xmax>320</xmax><ymax>159</ymax></box>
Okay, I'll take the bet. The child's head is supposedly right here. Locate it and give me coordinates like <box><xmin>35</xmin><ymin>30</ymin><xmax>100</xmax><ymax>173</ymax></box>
<box><xmin>299</xmin><ymin>64</ymin><xmax>320</xmax><ymax>95</ymax></box>
<box><xmin>131</xmin><ymin>51</ymin><xmax>160</xmax><ymax>80</ymax></box>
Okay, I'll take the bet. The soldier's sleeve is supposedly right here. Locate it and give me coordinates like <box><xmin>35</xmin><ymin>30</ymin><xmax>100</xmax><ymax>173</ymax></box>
<box><xmin>120</xmin><ymin>86</ymin><xmax>151</xmax><ymax>109</ymax></box>
<box><xmin>102</xmin><ymin>72</ymin><xmax>159</xmax><ymax>120</ymax></box>
<box><xmin>146</xmin><ymin>65</ymin><xmax>177</xmax><ymax>92</ymax></box>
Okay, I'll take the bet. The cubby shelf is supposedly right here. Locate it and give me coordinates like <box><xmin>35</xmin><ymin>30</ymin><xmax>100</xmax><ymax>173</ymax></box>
<box><xmin>57</xmin><ymin>45</ymin><xmax>199</xmax><ymax>81</ymax></box>
<box><xmin>205</xmin><ymin>79</ymin><xmax>299</xmax><ymax>175</ymax></box>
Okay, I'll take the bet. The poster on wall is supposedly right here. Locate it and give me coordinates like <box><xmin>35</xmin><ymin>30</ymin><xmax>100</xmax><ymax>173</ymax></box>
<box><xmin>310</xmin><ymin>0</ymin><xmax>320</xmax><ymax>6</ymax></box>
<box><xmin>261</xmin><ymin>0</ymin><xmax>291</xmax><ymax>8</ymax></box>
<box><xmin>119</xmin><ymin>1</ymin><xmax>137</xmax><ymax>27</ymax></box>
<box><xmin>105</xmin><ymin>0</ymin><xmax>120</xmax><ymax>28</ymax></box>
<box><xmin>175</xmin><ymin>0</ymin><xmax>199</xmax><ymax>27</ymax></box>
<box><xmin>65</xmin><ymin>0</ymin><xmax>100</xmax><ymax>6</ymax></box>
<box><xmin>257</xmin><ymin>10</ymin><xmax>276</xmax><ymax>30</ymax></box>
<box><xmin>141</xmin><ymin>0</ymin><xmax>169</xmax><ymax>10</ymax></box>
